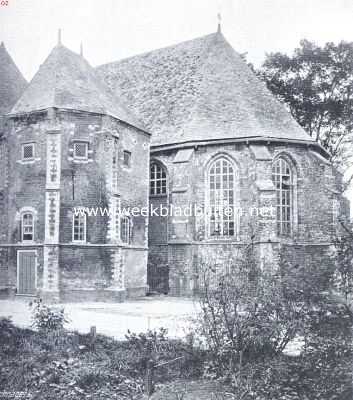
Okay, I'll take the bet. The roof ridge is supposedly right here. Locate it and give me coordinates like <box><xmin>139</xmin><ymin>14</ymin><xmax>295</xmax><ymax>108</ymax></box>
<box><xmin>52</xmin><ymin>45</ymin><xmax>61</xmax><ymax>110</ymax></box>
<box><xmin>96</xmin><ymin>32</ymin><xmax>314</xmax><ymax>145</ymax></box>
<box><xmin>146</xmin><ymin>33</ymin><xmax>218</xmax><ymax>137</ymax></box>
<box><xmin>14</xmin><ymin>45</ymin><xmax>62</xmax><ymax>111</ymax></box>
<box><xmin>220</xmin><ymin>35</ymin><xmax>264</xmax><ymax>133</ymax></box>
<box><xmin>10</xmin><ymin>44</ymin><xmax>147</xmax><ymax>131</ymax></box>
<box><xmin>97</xmin><ymin>32</ymin><xmax>218</xmax><ymax>69</ymax></box>
<box><xmin>0</xmin><ymin>42</ymin><xmax>27</xmax><ymax>82</ymax></box>
<box><xmin>177</xmin><ymin>33</ymin><xmax>221</xmax><ymax>139</ymax></box>
<box><xmin>228</xmin><ymin>42</ymin><xmax>312</xmax><ymax>138</ymax></box>
<box><xmin>0</xmin><ymin>42</ymin><xmax>27</xmax><ymax>114</ymax></box>
<box><xmin>86</xmin><ymin>54</ymin><xmax>147</xmax><ymax>130</ymax></box>
<box><xmin>222</xmin><ymin>39</ymin><xmax>314</xmax><ymax>140</ymax></box>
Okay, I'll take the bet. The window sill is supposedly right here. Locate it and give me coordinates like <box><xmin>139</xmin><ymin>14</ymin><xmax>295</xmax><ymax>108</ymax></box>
<box><xmin>204</xmin><ymin>236</ymin><xmax>240</xmax><ymax>242</ymax></box>
<box><xmin>172</xmin><ymin>186</ymin><xmax>188</xmax><ymax>193</ymax></box>
<box><xmin>17</xmin><ymin>158</ymin><xmax>40</xmax><ymax>165</ymax></box>
<box><xmin>73</xmin><ymin>158</ymin><xmax>89</xmax><ymax>162</ymax></box>
<box><xmin>68</xmin><ymin>157</ymin><xmax>91</xmax><ymax>164</ymax></box>
<box><xmin>149</xmin><ymin>194</ymin><xmax>168</xmax><ymax>198</ymax></box>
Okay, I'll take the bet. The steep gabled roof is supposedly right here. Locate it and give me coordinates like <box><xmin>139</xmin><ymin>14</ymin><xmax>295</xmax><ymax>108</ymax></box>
<box><xmin>11</xmin><ymin>44</ymin><xmax>146</xmax><ymax>131</ymax></box>
<box><xmin>0</xmin><ymin>42</ymin><xmax>27</xmax><ymax>115</ymax></box>
<box><xmin>97</xmin><ymin>32</ymin><xmax>315</xmax><ymax>147</ymax></box>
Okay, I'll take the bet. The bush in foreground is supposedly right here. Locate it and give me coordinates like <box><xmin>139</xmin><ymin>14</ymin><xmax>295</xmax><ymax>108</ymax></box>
<box><xmin>195</xmin><ymin>243</ymin><xmax>353</xmax><ymax>399</ymax></box>
<box><xmin>0</xmin><ymin>316</ymin><xmax>202</xmax><ymax>400</ymax></box>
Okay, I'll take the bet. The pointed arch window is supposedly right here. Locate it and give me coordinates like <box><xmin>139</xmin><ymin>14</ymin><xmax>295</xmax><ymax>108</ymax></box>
<box><xmin>22</xmin><ymin>213</ymin><xmax>34</xmax><ymax>241</ymax></box>
<box><xmin>150</xmin><ymin>162</ymin><xmax>167</xmax><ymax>196</ymax></box>
<box><xmin>208</xmin><ymin>157</ymin><xmax>236</xmax><ymax>237</ymax></box>
<box><xmin>272</xmin><ymin>157</ymin><xmax>293</xmax><ymax>236</ymax></box>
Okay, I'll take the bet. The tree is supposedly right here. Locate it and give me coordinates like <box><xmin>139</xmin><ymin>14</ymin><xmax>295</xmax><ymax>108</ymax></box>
<box><xmin>258</xmin><ymin>40</ymin><xmax>353</xmax><ymax>167</ymax></box>
<box><xmin>331</xmin><ymin>221</ymin><xmax>353</xmax><ymax>320</ymax></box>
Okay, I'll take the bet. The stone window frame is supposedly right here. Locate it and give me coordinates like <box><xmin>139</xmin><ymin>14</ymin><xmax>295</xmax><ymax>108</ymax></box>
<box><xmin>73</xmin><ymin>141</ymin><xmax>89</xmax><ymax>161</ymax></box>
<box><xmin>21</xmin><ymin>142</ymin><xmax>35</xmax><ymax>162</ymax></box>
<box><xmin>72</xmin><ymin>212</ymin><xmax>87</xmax><ymax>243</ymax></box>
<box><xmin>272</xmin><ymin>153</ymin><xmax>298</xmax><ymax>237</ymax></box>
<box><xmin>120</xmin><ymin>215</ymin><xmax>132</xmax><ymax>244</ymax></box>
<box><xmin>205</xmin><ymin>153</ymin><xmax>239</xmax><ymax>240</ymax></box>
<box><xmin>150</xmin><ymin>160</ymin><xmax>168</xmax><ymax>197</ymax></box>
<box><xmin>15</xmin><ymin>207</ymin><xmax>38</xmax><ymax>243</ymax></box>
<box><xmin>21</xmin><ymin>211</ymin><xmax>35</xmax><ymax>242</ymax></box>
<box><xmin>123</xmin><ymin>150</ymin><xmax>132</xmax><ymax>168</ymax></box>
<box><xmin>112</xmin><ymin>137</ymin><xmax>119</xmax><ymax>192</ymax></box>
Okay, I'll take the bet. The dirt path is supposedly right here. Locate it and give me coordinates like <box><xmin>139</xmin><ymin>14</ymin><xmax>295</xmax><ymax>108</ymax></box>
<box><xmin>0</xmin><ymin>296</ymin><xmax>199</xmax><ymax>339</ymax></box>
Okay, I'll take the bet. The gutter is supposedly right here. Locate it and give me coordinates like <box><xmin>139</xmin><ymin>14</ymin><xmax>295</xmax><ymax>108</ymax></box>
<box><xmin>150</xmin><ymin>136</ymin><xmax>330</xmax><ymax>159</ymax></box>
<box><xmin>6</xmin><ymin>107</ymin><xmax>151</xmax><ymax>136</ymax></box>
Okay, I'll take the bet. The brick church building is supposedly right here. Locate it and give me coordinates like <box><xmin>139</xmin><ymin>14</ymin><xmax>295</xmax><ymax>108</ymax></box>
<box><xmin>0</xmin><ymin>29</ymin><xmax>349</xmax><ymax>301</ymax></box>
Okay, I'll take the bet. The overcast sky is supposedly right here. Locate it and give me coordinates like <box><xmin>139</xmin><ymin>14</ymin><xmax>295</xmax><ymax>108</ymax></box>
<box><xmin>1</xmin><ymin>0</ymin><xmax>353</xmax><ymax>205</ymax></box>
<box><xmin>2</xmin><ymin>0</ymin><xmax>353</xmax><ymax>81</ymax></box>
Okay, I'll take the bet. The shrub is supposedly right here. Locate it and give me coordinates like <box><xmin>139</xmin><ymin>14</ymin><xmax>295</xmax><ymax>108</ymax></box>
<box><xmin>197</xmin><ymin>250</ymin><xmax>300</xmax><ymax>377</ymax></box>
<box><xmin>30</xmin><ymin>298</ymin><xmax>69</xmax><ymax>332</ymax></box>
<box><xmin>0</xmin><ymin>317</ymin><xmax>17</xmax><ymax>342</ymax></box>
<box><xmin>196</xmin><ymin>240</ymin><xmax>353</xmax><ymax>399</ymax></box>
<box><xmin>123</xmin><ymin>328</ymin><xmax>204</xmax><ymax>383</ymax></box>
<box><xmin>0</xmin><ymin>317</ymin><xmax>34</xmax><ymax>357</ymax></box>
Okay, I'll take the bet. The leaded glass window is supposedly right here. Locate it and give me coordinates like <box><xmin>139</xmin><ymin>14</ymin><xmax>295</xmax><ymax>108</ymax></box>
<box><xmin>150</xmin><ymin>162</ymin><xmax>167</xmax><ymax>195</ymax></box>
<box><xmin>208</xmin><ymin>157</ymin><xmax>235</xmax><ymax>237</ymax></box>
<box><xmin>272</xmin><ymin>158</ymin><xmax>293</xmax><ymax>236</ymax></box>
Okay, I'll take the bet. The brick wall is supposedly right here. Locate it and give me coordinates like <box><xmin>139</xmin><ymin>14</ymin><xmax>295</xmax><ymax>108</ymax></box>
<box><xmin>59</xmin><ymin>246</ymin><xmax>112</xmax><ymax>290</ymax></box>
<box><xmin>0</xmin><ymin>108</ymin><xmax>150</xmax><ymax>301</ymax></box>
<box><xmin>148</xmin><ymin>142</ymin><xmax>345</xmax><ymax>295</ymax></box>
<box><xmin>147</xmin><ymin>245</ymin><xmax>168</xmax><ymax>293</ymax></box>
<box><xmin>124</xmin><ymin>248</ymin><xmax>148</xmax><ymax>295</ymax></box>
<box><xmin>0</xmin><ymin>104</ymin><xmax>345</xmax><ymax>300</ymax></box>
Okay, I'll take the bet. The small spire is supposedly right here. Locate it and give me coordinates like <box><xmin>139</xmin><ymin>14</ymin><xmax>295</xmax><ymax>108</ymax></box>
<box><xmin>80</xmin><ymin>42</ymin><xmax>83</xmax><ymax>57</ymax></box>
<box><xmin>0</xmin><ymin>41</ymin><xmax>4</xmax><ymax>48</ymax></box>
<box><xmin>58</xmin><ymin>29</ymin><xmax>62</xmax><ymax>46</ymax></box>
<box><xmin>217</xmin><ymin>12</ymin><xmax>222</xmax><ymax>33</ymax></box>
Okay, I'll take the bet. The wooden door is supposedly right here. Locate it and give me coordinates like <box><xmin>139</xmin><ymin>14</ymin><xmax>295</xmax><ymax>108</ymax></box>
<box><xmin>17</xmin><ymin>251</ymin><xmax>36</xmax><ymax>295</ymax></box>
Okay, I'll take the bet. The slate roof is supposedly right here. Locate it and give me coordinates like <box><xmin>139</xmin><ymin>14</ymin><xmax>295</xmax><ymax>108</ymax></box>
<box><xmin>97</xmin><ymin>32</ymin><xmax>315</xmax><ymax>147</ymax></box>
<box><xmin>0</xmin><ymin>42</ymin><xmax>27</xmax><ymax>115</ymax></box>
<box><xmin>11</xmin><ymin>44</ymin><xmax>146</xmax><ymax>131</ymax></box>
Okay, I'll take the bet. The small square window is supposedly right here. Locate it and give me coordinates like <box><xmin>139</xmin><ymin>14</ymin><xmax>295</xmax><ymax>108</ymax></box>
<box><xmin>22</xmin><ymin>143</ymin><xmax>35</xmax><ymax>160</ymax></box>
<box><xmin>123</xmin><ymin>150</ymin><xmax>131</xmax><ymax>167</ymax></box>
<box><xmin>74</xmin><ymin>142</ymin><xmax>88</xmax><ymax>160</ymax></box>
